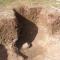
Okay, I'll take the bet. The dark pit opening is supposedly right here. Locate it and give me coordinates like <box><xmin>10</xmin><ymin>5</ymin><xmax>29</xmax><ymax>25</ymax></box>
<box><xmin>13</xmin><ymin>9</ymin><xmax>38</xmax><ymax>60</ymax></box>
<box><xmin>0</xmin><ymin>44</ymin><xmax>8</xmax><ymax>60</ymax></box>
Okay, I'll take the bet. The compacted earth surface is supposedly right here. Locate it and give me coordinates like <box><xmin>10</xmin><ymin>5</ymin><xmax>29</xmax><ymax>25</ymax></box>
<box><xmin>0</xmin><ymin>0</ymin><xmax>60</xmax><ymax>60</ymax></box>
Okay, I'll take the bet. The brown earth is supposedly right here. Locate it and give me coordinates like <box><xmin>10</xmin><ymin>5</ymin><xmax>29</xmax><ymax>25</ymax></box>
<box><xmin>0</xmin><ymin>3</ymin><xmax>60</xmax><ymax>60</ymax></box>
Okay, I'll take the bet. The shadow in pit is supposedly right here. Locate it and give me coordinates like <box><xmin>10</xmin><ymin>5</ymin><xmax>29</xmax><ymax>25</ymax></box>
<box><xmin>0</xmin><ymin>44</ymin><xmax>8</xmax><ymax>60</ymax></box>
<box><xmin>13</xmin><ymin>9</ymin><xmax>38</xmax><ymax>60</ymax></box>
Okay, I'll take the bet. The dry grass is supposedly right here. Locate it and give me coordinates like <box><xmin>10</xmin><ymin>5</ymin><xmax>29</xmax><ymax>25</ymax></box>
<box><xmin>0</xmin><ymin>0</ymin><xmax>60</xmax><ymax>8</ymax></box>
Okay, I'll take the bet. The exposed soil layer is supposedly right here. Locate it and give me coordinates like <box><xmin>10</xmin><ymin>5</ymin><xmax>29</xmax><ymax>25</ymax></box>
<box><xmin>0</xmin><ymin>4</ymin><xmax>60</xmax><ymax>60</ymax></box>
